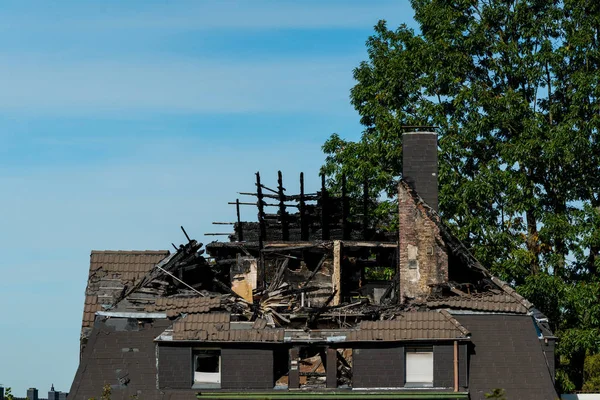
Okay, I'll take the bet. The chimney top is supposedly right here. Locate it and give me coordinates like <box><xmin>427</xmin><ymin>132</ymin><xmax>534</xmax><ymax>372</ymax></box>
<box><xmin>402</xmin><ymin>132</ymin><xmax>438</xmax><ymax>211</ymax></box>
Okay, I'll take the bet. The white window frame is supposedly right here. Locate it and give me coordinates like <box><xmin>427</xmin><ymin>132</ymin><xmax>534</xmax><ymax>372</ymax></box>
<box><xmin>405</xmin><ymin>347</ymin><xmax>434</xmax><ymax>387</ymax></box>
<box><xmin>192</xmin><ymin>348</ymin><xmax>221</xmax><ymax>389</ymax></box>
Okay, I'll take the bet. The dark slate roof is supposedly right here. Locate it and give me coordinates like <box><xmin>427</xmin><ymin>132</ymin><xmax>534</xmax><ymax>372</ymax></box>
<box><xmin>82</xmin><ymin>250</ymin><xmax>169</xmax><ymax>332</ymax></box>
<box><xmin>346</xmin><ymin>310</ymin><xmax>470</xmax><ymax>341</ymax></box>
<box><xmin>146</xmin><ymin>296</ymin><xmax>222</xmax><ymax>317</ymax></box>
<box><xmin>427</xmin><ymin>293</ymin><xmax>529</xmax><ymax>314</ymax></box>
<box><xmin>455</xmin><ymin>314</ymin><xmax>558</xmax><ymax>400</ymax></box>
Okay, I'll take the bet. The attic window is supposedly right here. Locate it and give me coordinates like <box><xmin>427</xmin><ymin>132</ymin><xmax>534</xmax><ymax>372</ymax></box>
<box><xmin>192</xmin><ymin>349</ymin><xmax>221</xmax><ymax>389</ymax></box>
<box><xmin>405</xmin><ymin>347</ymin><xmax>433</xmax><ymax>387</ymax></box>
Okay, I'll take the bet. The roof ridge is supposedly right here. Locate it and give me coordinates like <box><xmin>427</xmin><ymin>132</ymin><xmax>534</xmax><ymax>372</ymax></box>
<box><xmin>400</xmin><ymin>179</ymin><xmax>534</xmax><ymax>312</ymax></box>
<box><xmin>438</xmin><ymin>309</ymin><xmax>470</xmax><ymax>337</ymax></box>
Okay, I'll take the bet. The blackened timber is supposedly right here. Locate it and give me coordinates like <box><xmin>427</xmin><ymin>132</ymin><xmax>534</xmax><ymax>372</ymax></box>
<box><xmin>236</xmin><ymin>199</ymin><xmax>244</xmax><ymax>241</ymax></box>
<box><xmin>302</xmin><ymin>253</ymin><xmax>328</xmax><ymax>287</ymax></box>
<box><xmin>256</xmin><ymin>172</ymin><xmax>267</xmax><ymax>241</ymax></box>
<box><xmin>363</xmin><ymin>179</ymin><xmax>368</xmax><ymax>240</ymax></box>
<box><xmin>278</xmin><ymin>171</ymin><xmax>290</xmax><ymax>241</ymax></box>
<box><xmin>181</xmin><ymin>226</ymin><xmax>192</xmax><ymax>243</ymax></box>
<box><xmin>341</xmin><ymin>174</ymin><xmax>349</xmax><ymax>240</ymax></box>
<box><xmin>260</xmin><ymin>184</ymin><xmax>279</xmax><ymax>194</ymax></box>
<box><xmin>239</xmin><ymin>192</ymin><xmax>319</xmax><ymax>201</ymax></box>
<box><xmin>321</xmin><ymin>174</ymin><xmax>330</xmax><ymax>240</ymax></box>
<box><xmin>229</xmin><ymin>201</ymin><xmax>293</xmax><ymax>207</ymax></box>
<box><xmin>308</xmin><ymin>289</ymin><xmax>337</xmax><ymax>327</ymax></box>
<box><xmin>300</xmin><ymin>172</ymin><xmax>308</xmax><ymax>241</ymax></box>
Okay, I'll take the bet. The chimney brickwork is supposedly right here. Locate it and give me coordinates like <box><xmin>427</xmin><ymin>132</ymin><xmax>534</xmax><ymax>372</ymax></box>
<box><xmin>402</xmin><ymin>132</ymin><xmax>438</xmax><ymax>211</ymax></box>
<box><xmin>398</xmin><ymin>182</ymin><xmax>448</xmax><ymax>302</ymax></box>
<box><xmin>399</xmin><ymin>132</ymin><xmax>447</xmax><ymax>302</ymax></box>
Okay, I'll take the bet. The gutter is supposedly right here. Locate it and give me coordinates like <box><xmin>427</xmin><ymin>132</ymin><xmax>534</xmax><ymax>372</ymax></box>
<box><xmin>196</xmin><ymin>391</ymin><xmax>469</xmax><ymax>399</ymax></box>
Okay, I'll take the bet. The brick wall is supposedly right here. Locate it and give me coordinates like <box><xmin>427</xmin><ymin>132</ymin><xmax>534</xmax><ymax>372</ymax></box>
<box><xmin>398</xmin><ymin>181</ymin><xmax>449</xmax><ymax>302</ymax></box>
<box><xmin>221</xmin><ymin>348</ymin><xmax>274</xmax><ymax>390</ymax></box>
<box><xmin>353</xmin><ymin>346</ymin><xmax>405</xmax><ymax>388</ymax></box>
<box><xmin>158</xmin><ymin>345</ymin><xmax>192</xmax><ymax>389</ymax></box>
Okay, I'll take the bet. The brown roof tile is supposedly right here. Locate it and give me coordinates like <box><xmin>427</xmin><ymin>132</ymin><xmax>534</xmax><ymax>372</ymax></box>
<box><xmin>252</xmin><ymin>318</ymin><xmax>268</xmax><ymax>329</ymax></box>
<box><xmin>427</xmin><ymin>293</ymin><xmax>529</xmax><ymax>314</ymax></box>
<box><xmin>147</xmin><ymin>296</ymin><xmax>221</xmax><ymax>317</ymax></box>
<box><xmin>81</xmin><ymin>250</ymin><xmax>169</xmax><ymax>332</ymax></box>
<box><xmin>346</xmin><ymin>311</ymin><xmax>469</xmax><ymax>341</ymax></box>
<box><xmin>170</xmin><ymin>313</ymin><xmax>284</xmax><ymax>342</ymax></box>
<box><xmin>82</xmin><ymin>295</ymin><xmax>103</xmax><ymax>327</ymax></box>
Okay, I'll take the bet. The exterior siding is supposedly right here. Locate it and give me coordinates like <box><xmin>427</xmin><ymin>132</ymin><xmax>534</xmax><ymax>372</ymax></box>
<box><xmin>455</xmin><ymin>314</ymin><xmax>558</xmax><ymax>400</ymax></box>
<box><xmin>434</xmin><ymin>344</ymin><xmax>454</xmax><ymax>388</ymax></box>
<box><xmin>459</xmin><ymin>342</ymin><xmax>468</xmax><ymax>389</ymax></box>
<box><xmin>221</xmin><ymin>348</ymin><xmax>274</xmax><ymax>390</ymax></box>
<box><xmin>158</xmin><ymin>346</ymin><xmax>192</xmax><ymax>389</ymax></box>
<box><xmin>353</xmin><ymin>346</ymin><xmax>405</xmax><ymax>388</ymax></box>
<box><xmin>69</xmin><ymin>317</ymin><xmax>177</xmax><ymax>400</ymax></box>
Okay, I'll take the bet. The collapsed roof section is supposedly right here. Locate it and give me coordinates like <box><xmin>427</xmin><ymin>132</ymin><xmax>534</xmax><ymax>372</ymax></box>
<box><xmin>78</xmin><ymin>168</ymin><xmax>549</xmax><ymax>356</ymax></box>
<box><xmin>80</xmin><ymin>250</ymin><xmax>170</xmax><ymax>340</ymax></box>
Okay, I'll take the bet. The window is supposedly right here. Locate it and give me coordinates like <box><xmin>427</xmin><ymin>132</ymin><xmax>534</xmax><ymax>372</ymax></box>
<box><xmin>405</xmin><ymin>347</ymin><xmax>433</xmax><ymax>387</ymax></box>
<box><xmin>193</xmin><ymin>349</ymin><xmax>221</xmax><ymax>388</ymax></box>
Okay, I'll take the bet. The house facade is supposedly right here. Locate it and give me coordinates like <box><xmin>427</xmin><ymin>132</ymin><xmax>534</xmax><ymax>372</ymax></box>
<box><xmin>69</xmin><ymin>132</ymin><xmax>558</xmax><ymax>400</ymax></box>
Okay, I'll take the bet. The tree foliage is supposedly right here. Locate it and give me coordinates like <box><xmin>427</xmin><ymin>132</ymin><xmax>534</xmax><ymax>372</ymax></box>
<box><xmin>321</xmin><ymin>0</ymin><xmax>600</xmax><ymax>391</ymax></box>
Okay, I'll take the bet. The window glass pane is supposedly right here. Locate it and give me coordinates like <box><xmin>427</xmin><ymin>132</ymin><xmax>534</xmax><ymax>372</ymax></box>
<box><xmin>406</xmin><ymin>351</ymin><xmax>433</xmax><ymax>384</ymax></box>
<box><xmin>195</xmin><ymin>351</ymin><xmax>220</xmax><ymax>373</ymax></box>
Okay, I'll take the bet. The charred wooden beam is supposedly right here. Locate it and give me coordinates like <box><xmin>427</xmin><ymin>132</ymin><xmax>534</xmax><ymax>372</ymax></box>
<box><xmin>260</xmin><ymin>184</ymin><xmax>279</xmax><ymax>195</ymax></box>
<box><xmin>278</xmin><ymin>171</ymin><xmax>289</xmax><ymax>241</ymax></box>
<box><xmin>302</xmin><ymin>253</ymin><xmax>328</xmax><ymax>287</ymax></box>
<box><xmin>181</xmin><ymin>226</ymin><xmax>192</xmax><ymax>243</ymax></box>
<box><xmin>236</xmin><ymin>199</ymin><xmax>244</xmax><ymax>241</ymax></box>
<box><xmin>341</xmin><ymin>174</ymin><xmax>349</xmax><ymax>240</ymax></box>
<box><xmin>362</xmin><ymin>179</ymin><xmax>369</xmax><ymax>240</ymax></box>
<box><xmin>300</xmin><ymin>172</ymin><xmax>308</xmax><ymax>241</ymax></box>
<box><xmin>239</xmin><ymin>192</ymin><xmax>320</xmax><ymax>201</ymax></box>
<box><xmin>321</xmin><ymin>174</ymin><xmax>330</xmax><ymax>240</ymax></box>
<box><xmin>308</xmin><ymin>289</ymin><xmax>337</xmax><ymax>327</ymax></box>
<box><xmin>256</xmin><ymin>172</ymin><xmax>267</xmax><ymax>241</ymax></box>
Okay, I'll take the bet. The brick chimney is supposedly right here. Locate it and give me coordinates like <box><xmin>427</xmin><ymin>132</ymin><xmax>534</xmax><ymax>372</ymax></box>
<box><xmin>398</xmin><ymin>132</ymin><xmax>447</xmax><ymax>302</ymax></box>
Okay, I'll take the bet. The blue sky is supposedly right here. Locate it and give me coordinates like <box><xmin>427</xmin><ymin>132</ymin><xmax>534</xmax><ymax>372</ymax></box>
<box><xmin>0</xmin><ymin>1</ymin><xmax>415</xmax><ymax>395</ymax></box>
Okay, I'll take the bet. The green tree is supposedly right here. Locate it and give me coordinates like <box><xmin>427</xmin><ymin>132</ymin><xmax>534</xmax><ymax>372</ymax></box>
<box><xmin>485</xmin><ymin>389</ymin><xmax>506</xmax><ymax>400</ymax></box>
<box><xmin>322</xmin><ymin>0</ymin><xmax>600</xmax><ymax>391</ymax></box>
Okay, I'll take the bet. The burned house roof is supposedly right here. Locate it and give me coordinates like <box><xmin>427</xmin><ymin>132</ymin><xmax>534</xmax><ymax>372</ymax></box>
<box><xmin>71</xmin><ymin>134</ymin><xmax>557</xmax><ymax>399</ymax></box>
<box><xmin>170</xmin><ymin>312</ymin><xmax>285</xmax><ymax>342</ymax></box>
<box><xmin>146</xmin><ymin>296</ymin><xmax>222</xmax><ymax>317</ymax></box>
<box><xmin>81</xmin><ymin>250</ymin><xmax>170</xmax><ymax>332</ymax></box>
